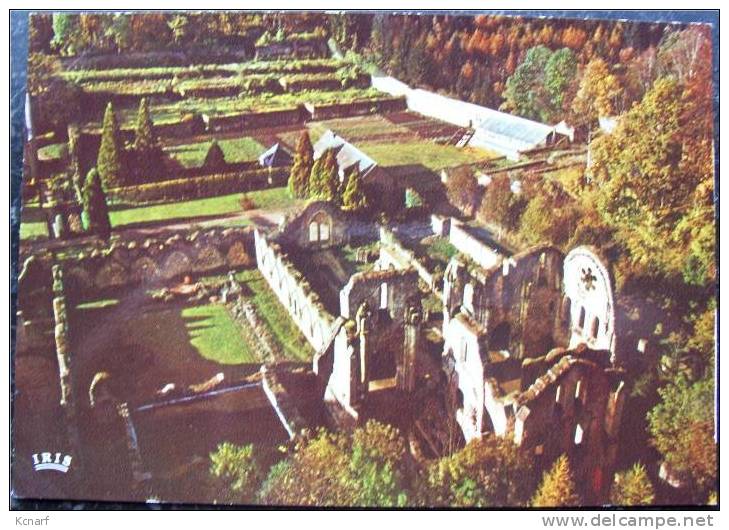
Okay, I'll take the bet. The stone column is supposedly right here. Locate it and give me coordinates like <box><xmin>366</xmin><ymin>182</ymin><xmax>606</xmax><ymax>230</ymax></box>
<box><xmin>399</xmin><ymin>305</ymin><xmax>422</xmax><ymax>392</ymax></box>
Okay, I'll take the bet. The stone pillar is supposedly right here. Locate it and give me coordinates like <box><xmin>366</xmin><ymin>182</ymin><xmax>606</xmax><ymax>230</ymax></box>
<box><xmin>399</xmin><ymin>305</ymin><xmax>421</xmax><ymax>392</ymax></box>
<box><xmin>52</xmin><ymin>265</ymin><xmax>72</xmax><ymax>407</ymax></box>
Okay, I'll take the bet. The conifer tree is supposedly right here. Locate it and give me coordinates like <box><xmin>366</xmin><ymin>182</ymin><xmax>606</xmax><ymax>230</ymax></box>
<box><xmin>81</xmin><ymin>167</ymin><xmax>111</xmax><ymax>239</ymax></box>
<box><xmin>288</xmin><ymin>131</ymin><xmax>314</xmax><ymax>199</ymax></box>
<box><xmin>133</xmin><ymin>97</ymin><xmax>158</xmax><ymax>152</ymax></box>
<box><xmin>531</xmin><ymin>455</ymin><xmax>581</xmax><ymax>507</ymax></box>
<box><xmin>610</xmin><ymin>463</ymin><xmax>655</xmax><ymax>506</ymax></box>
<box><xmin>97</xmin><ymin>102</ymin><xmax>123</xmax><ymax>189</ymax></box>
<box><xmin>309</xmin><ymin>148</ymin><xmax>338</xmax><ymax>201</ymax></box>
<box><xmin>203</xmin><ymin>139</ymin><xmax>226</xmax><ymax>169</ymax></box>
<box><xmin>342</xmin><ymin>166</ymin><xmax>368</xmax><ymax>212</ymax></box>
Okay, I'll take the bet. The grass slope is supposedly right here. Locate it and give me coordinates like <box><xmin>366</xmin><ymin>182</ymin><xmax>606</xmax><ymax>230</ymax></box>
<box><xmin>182</xmin><ymin>303</ymin><xmax>256</xmax><ymax>364</ymax></box>
<box><xmin>109</xmin><ymin>187</ymin><xmax>295</xmax><ymax>228</ymax></box>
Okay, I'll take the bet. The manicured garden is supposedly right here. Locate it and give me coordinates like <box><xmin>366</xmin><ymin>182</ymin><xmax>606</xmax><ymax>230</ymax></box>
<box><xmin>165</xmin><ymin>137</ymin><xmax>265</xmax><ymax>168</ymax></box>
<box><xmin>109</xmin><ymin>186</ymin><xmax>297</xmax><ymax>228</ymax></box>
<box><xmin>357</xmin><ymin>140</ymin><xmax>499</xmax><ymax>170</ymax></box>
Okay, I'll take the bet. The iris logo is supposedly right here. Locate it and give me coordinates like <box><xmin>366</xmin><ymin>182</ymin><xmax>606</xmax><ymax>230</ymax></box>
<box><xmin>32</xmin><ymin>452</ymin><xmax>72</xmax><ymax>473</ymax></box>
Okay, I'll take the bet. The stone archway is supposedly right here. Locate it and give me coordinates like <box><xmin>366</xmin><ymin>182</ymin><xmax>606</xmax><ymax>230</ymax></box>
<box><xmin>160</xmin><ymin>251</ymin><xmax>191</xmax><ymax>280</ymax></box>
<box><xmin>131</xmin><ymin>257</ymin><xmax>159</xmax><ymax>284</ymax></box>
<box><xmin>95</xmin><ymin>261</ymin><xmax>127</xmax><ymax>290</ymax></box>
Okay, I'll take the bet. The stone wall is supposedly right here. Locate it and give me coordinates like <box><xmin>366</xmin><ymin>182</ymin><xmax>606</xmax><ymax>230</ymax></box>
<box><xmin>254</xmin><ymin>229</ymin><xmax>336</xmax><ymax>352</ymax></box>
<box><xmin>304</xmin><ymin>97</ymin><xmax>407</xmax><ymax>120</ymax></box>
<box><xmin>378</xmin><ymin>226</ymin><xmax>437</xmax><ymax>293</ymax></box>
<box><xmin>20</xmin><ymin>227</ymin><xmax>256</xmax><ymax>299</ymax></box>
<box><xmin>339</xmin><ymin>268</ymin><xmax>420</xmax><ymax>322</ymax></box>
<box><xmin>448</xmin><ymin>220</ymin><xmax>505</xmax><ymax>271</ymax></box>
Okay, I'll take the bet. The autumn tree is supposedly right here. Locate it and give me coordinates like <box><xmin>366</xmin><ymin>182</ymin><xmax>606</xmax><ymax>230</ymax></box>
<box><xmin>416</xmin><ymin>434</ymin><xmax>534</xmax><ymax>507</ymax></box>
<box><xmin>445</xmin><ymin>166</ymin><xmax>480</xmax><ymax>217</ymax></box>
<box><xmin>287</xmin><ymin>131</ymin><xmax>314</xmax><ymax>199</ymax></box>
<box><xmin>259</xmin><ymin>421</ymin><xmax>410</xmax><ymax>507</ymax></box>
<box><xmin>647</xmin><ymin>376</ymin><xmax>716</xmax><ymax>502</ymax></box>
<box><xmin>209</xmin><ymin>442</ymin><xmax>264</xmax><ymax>505</ymax></box>
<box><xmin>341</xmin><ymin>166</ymin><xmax>368</xmax><ymax>212</ymax></box>
<box><xmin>27</xmin><ymin>54</ymin><xmax>81</xmax><ymax>134</ymax></box>
<box><xmin>531</xmin><ymin>455</ymin><xmax>581</xmax><ymax>507</ymax></box>
<box><xmin>589</xmin><ymin>77</ymin><xmax>700</xmax><ymax>278</ymax></box>
<box><xmin>477</xmin><ymin>173</ymin><xmax>525</xmax><ymax>233</ymax></box>
<box><xmin>81</xmin><ymin>168</ymin><xmax>111</xmax><ymax>239</ymax></box>
<box><xmin>610</xmin><ymin>463</ymin><xmax>655</xmax><ymax>506</ymax></box>
<box><xmin>97</xmin><ymin>102</ymin><xmax>123</xmax><ymax>189</ymax></box>
<box><xmin>572</xmin><ymin>58</ymin><xmax>624</xmax><ymax>126</ymax></box>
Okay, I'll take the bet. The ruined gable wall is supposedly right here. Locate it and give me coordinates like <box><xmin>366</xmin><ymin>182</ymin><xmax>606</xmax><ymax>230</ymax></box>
<box><xmin>513</xmin><ymin>351</ymin><xmax>625</xmax><ymax>503</ymax></box>
<box><xmin>254</xmin><ymin>229</ymin><xmax>336</xmax><ymax>352</ymax></box>
<box><xmin>455</xmin><ymin>245</ymin><xmax>565</xmax><ymax>360</ymax></box>
<box><xmin>339</xmin><ymin>268</ymin><xmax>420</xmax><ymax>322</ymax></box>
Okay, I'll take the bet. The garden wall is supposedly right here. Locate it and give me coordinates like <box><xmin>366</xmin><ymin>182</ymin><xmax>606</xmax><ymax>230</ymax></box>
<box><xmin>254</xmin><ymin>229</ymin><xmax>336</xmax><ymax>353</ymax></box>
<box><xmin>304</xmin><ymin>96</ymin><xmax>407</xmax><ymax>120</ymax></box>
<box><xmin>205</xmin><ymin>107</ymin><xmax>308</xmax><ymax>132</ymax></box>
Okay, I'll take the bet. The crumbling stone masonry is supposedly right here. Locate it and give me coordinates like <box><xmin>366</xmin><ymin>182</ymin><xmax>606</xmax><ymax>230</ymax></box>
<box><xmin>441</xmin><ymin>244</ymin><xmax>630</xmax><ymax>503</ymax></box>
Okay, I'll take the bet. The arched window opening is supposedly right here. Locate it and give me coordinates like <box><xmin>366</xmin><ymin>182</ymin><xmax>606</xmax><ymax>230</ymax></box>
<box><xmin>577</xmin><ymin>307</ymin><xmax>586</xmax><ymax>329</ymax></box>
<box><xmin>380</xmin><ymin>282</ymin><xmax>388</xmax><ymax>310</ymax></box>
<box><xmin>561</xmin><ymin>296</ymin><xmax>572</xmax><ymax>325</ymax></box>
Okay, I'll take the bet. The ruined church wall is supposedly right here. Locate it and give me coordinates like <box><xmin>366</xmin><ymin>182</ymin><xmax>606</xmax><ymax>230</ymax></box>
<box><xmin>339</xmin><ymin>268</ymin><xmax>420</xmax><ymax>322</ymax></box>
<box><xmin>449</xmin><ymin>221</ymin><xmax>504</xmax><ymax>271</ymax></box>
<box><xmin>254</xmin><ymin>229</ymin><xmax>336</xmax><ymax>352</ymax></box>
<box><xmin>378</xmin><ymin>227</ymin><xmax>437</xmax><ymax>292</ymax></box>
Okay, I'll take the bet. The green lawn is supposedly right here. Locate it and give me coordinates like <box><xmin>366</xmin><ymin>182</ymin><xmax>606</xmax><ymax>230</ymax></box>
<box><xmin>109</xmin><ymin>187</ymin><xmax>295</xmax><ymax>228</ymax></box>
<box><xmin>357</xmin><ymin>140</ymin><xmax>498</xmax><ymax>170</ymax></box>
<box><xmin>37</xmin><ymin>142</ymin><xmax>68</xmax><ymax>161</ymax></box>
<box><xmin>182</xmin><ymin>304</ymin><xmax>257</xmax><ymax>364</ymax></box>
<box><xmin>19</xmin><ymin>222</ymin><xmax>48</xmax><ymax>240</ymax></box>
<box><xmin>165</xmin><ymin>137</ymin><xmax>265</xmax><ymax>168</ymax></box>
<box><xmin>234</xmin><ymin>269</ymin><xmax>315</xmax><ymax>362</ymax></box>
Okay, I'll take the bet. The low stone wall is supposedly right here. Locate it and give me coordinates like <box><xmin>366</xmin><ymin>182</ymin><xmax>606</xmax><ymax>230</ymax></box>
<box><xmin>254</xmin><ymin>229</ymin><xmax>336</xmax><ymax>352</ymax></box>
<box><xmin>304</xmin><ymin>96</ymin><xmax>407</xmax><ymax>120</ymax></box>
<box><xmin>21</xmin><ymin>227</ymin><xmax>256</xmax><ymax>298</ymax></box>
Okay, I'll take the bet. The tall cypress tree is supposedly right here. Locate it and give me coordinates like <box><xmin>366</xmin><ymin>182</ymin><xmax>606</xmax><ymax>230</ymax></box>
<box><xmin>133</xmin><ymin>97</ymin><xmax>158</xmax><ymax>152</ymax></box>
<box><xmin>320</xmin><ymin>149</ymin><xmax>339</xmax><ymax>201</ymax></box>
<box><xmin>288</xmin><ymin>131</ymin><xmax>314</xmax><ymax>199</ymax></box>
<box><xmin>342</xmin><ymin>166</ymin><xmax>368</xmax><ymax>212</ymax></box>
<box><xmin>81</xmin><ymin>167</ymin><xmax>111</xmax><ymax>239</ymax></box>
<box><xmin>97</xmin><ymin>102</ymin><xmax>123</xmax><ymax>189</ymax></box>
<box><xmin>531</xmin><ymin>455</ymin><xmax>581</xmax><ymax>507</ymax></box>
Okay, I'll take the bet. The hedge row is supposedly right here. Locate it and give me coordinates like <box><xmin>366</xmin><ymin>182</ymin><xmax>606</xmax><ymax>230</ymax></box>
<box><xmin>62</xmin><ymin>58</ymin><xmax>348</xmax><ymax>85</ymax></box>
<box><xmin>108</xmin><ymin>167</ymin><xmax>290</xmax><ymax>203</ymax></box>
